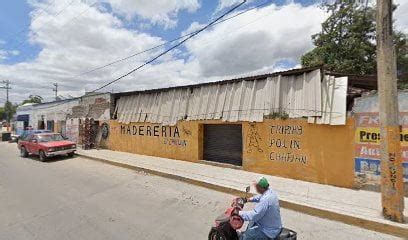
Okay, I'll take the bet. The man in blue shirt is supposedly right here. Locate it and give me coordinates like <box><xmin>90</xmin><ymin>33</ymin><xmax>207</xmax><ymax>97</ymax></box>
<box><xmin>239</xmin><ymin>177</ymin><xmax>282</xmax><ymax>240</ymax></box>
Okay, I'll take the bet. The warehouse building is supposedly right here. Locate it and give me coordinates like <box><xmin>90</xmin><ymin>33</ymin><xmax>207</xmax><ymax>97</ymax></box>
<box><xmin>100</xmin><ymin>66</ymin><xmax>356</xmax><ymax>188</ymax></box>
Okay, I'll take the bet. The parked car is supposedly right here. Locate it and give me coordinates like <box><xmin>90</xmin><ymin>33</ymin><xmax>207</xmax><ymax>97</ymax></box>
<box><xmin>18</xmin><ymin>132</ymin><xmax>76</xmax><ymax>161</ymax></box>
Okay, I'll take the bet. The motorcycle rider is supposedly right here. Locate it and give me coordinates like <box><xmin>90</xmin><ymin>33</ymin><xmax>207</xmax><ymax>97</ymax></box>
<box><xmin>238</xmin><ymin>177</ymin><xmax>282</xmax><ymax>240</ymax></box>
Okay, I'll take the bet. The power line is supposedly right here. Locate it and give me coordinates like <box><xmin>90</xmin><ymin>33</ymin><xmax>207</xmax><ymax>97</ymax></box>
<box><xmin>7</xmin><ymin>0</ymin><xmax>98</xmax><ymax>62</ymax></box>
<box><xmin>2</xmin><ymin>0</ymin><xmax>57</xmax><ymax>45</ymax></box>
<box><xmin>22</xmin><ymin>0</ymin><xmax>99</xmax><ymax>61</ymax></box>
<box><xmin>9</xmin><ymin>0</ymin><xmax>77</xmax><ymax>50</ymax></box>
<box><xmin>88</xmin><ymin>0</ymin><xmax>248</xmax><ymax>94</ymax></box>
<box><xmin>36</xmin><ymin>0</ymin><xmax>248</xmax><ymax>107</ymax></box>
<box><xmin>68</xmin><ymin>0</ymin><xmax>270</xmax><ymax>80</ymax></box>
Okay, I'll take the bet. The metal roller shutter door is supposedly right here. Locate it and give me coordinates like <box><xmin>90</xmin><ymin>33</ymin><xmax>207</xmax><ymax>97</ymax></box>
<box><xmin>203</xmin><ymin>124</ymin><xmax>243</xmax><ymax>166</ymax></box>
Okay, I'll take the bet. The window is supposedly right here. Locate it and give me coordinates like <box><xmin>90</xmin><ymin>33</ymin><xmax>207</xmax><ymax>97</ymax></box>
<box><xmin>37</xmin><ymin>134</ymin><xmax>64</xmax><ymax>143</ymax></box>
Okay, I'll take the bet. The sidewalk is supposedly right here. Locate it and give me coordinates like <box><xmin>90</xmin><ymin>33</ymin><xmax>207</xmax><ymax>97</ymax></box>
<box><xmin>76</xmin><ymin>149</ymin><xmax>408</xmax><ymax>237</ymax></box>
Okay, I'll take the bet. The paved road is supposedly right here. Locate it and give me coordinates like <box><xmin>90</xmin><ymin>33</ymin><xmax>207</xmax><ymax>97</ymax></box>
<box><xmin>0</xmin><ymin>142</ymin><xmax>400</xmax><ymax>240</ymax></box>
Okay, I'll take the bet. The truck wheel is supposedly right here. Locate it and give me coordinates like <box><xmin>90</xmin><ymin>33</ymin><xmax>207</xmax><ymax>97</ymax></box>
<box><xmin>20</xmin><ymin>147</ymin><xmax>28</xmax><ymax>158</ymax></box>
<box><xmin>67</xmin><ymin>152</ymin><xmax>75</xmax><ymax>158</ymax></box>
<box><xmin>39</xmin><ymin>151</ymin><xmax>47</xmax><ymax>162</ymax></box>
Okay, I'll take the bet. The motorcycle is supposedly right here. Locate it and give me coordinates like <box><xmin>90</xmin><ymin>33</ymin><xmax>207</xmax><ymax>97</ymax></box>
<box><xmin>208</xmin><ymin>186</ymin><xmax>297</xmax><ymax>240</ymax></box>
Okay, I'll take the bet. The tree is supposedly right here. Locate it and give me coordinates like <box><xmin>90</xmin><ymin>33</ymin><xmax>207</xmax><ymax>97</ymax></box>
<box><xmin>21</xmin><ymin>95</ymin><xmax>43</xmax><ymax>105</ymax></box>
<box><xmin>2</xmin><ymin>101</ymin><xmax>17</xmax><ymax>122</ymax></box>
<box><xmin>301</xmin><ymin>1</ymin><xmax>408</xmax><ymax>77</ymax></box>
<box><xmin>0</xmin><ymin>107</ymin><xmax>4</xmax><ymax>121</ymax></box>
<box><xmin>396</xmin><ymin>32</ymin><xmax>408</xmax><ymax>78</ymax></box>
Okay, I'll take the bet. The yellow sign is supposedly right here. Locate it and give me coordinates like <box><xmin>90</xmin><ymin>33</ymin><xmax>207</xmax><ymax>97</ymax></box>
<box><xmin>355</xmin><ymin>127</ymin><xmax>408</xmax><ymax>146</ymax></box>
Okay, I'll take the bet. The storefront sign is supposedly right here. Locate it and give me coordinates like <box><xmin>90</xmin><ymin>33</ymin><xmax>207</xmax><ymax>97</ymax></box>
<box><xmin>120</xmin><ymin>125</ymin><xmax>180</xmax><ymax>138</ymax></box>
<box><xmin>119</xmin><ymin>124</ymin><xmax>187</xmax><ymax>147</ymax></box>
<box><xmin>354</xmin><ymin>112</ymin><xmax>408</xmax><ymax>180</ymax></box>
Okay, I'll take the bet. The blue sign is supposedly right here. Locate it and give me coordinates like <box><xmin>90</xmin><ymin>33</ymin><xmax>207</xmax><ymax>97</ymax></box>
<box><xmin>355</xmin><ymin>158</ymin><xmax>408</xmax><ymax>179</ymax></box>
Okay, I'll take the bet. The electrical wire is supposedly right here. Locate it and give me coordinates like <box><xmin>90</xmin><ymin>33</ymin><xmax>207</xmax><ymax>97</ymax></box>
<box><xmin>2</xmin><ymin>0</ymin><xmax>57</xmax><ymax>43</ymax></box>
<box><xmin>69</xmin><ymin>0</ymin><xmax>270</xmax><ymax>80</ymax></box>
<box><xmin>18</xmin><ymin>0</ymin><xmax>99</xmax><ymax>61</ymax></box>
<box><xmin>9</xmin><ymin>0</ymin><xmax>77</xmax><ymax>50</ymax></box>
<box><xmin>87</xmin><ymin>0</ymin><xmax>248</xmax><ymax>94</ymax></box>
<box><xmin>19</xmin><ymin>0</ymin><xmax>249</xmax><ymax>106</ymax></box>
<box><xmin>9</xmin><ymin>0</ymin><xmax>99</xmax><ymax>61</ymax></box>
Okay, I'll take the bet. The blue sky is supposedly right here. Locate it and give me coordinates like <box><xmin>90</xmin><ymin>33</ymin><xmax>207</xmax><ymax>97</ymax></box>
<box><xmin>0</xmin><ymin>0</ymin><xmax>406</xmax><ymax>104</ymax></box>
<box><xmin>0</xmin><ymin>0</ymin><xmax>317</xmax><ymax>65</ymax></box>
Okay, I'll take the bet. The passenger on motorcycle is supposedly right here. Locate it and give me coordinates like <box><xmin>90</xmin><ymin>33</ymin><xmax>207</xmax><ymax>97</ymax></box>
<box><xmin>239</xmin><ymin>177</ymin><xmax>282</xmax><ymax>240</ymax></box>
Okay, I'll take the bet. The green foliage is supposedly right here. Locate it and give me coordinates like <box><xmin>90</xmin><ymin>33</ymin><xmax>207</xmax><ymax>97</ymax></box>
<box><xmin>265</xmin><ymin>111</ymin><xmax>289</xmax><ymax>120</ymax></box>
<box><xmin>22</xmin><ymin>95</ymin><xmax>43</xmax><ymax>105</ymax></box>
<box><xmin>0</xmin><ymin>107</ymin><xmax>4</xmax><ymax>121</ymax></box>
<box><xmin>1</xmin><ymin>102</ymin><xmax>17</xmax><ymax>121</ymax></box>
<box><xmin>301</xmin><ymin>1</ymin><xmax>408</xmax><ymax>77</ymax></box>
<box><xmin>396</xmin><ymin>32</ymin><xmax>408</xmax><ymax>81</ymax></box>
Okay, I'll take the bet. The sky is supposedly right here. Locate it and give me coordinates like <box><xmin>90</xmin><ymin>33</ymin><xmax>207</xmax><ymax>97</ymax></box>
<box><xmin>0</xmin><ymin>0</ymin><xmax>407</xmax><ymax>105</ymax></box>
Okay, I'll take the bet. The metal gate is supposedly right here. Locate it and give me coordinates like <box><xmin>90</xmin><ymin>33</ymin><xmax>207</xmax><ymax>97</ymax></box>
<box><xmin>203</xmin><ymin>124</ymin><xmax>243</xmax><ymax>166</ymax></box>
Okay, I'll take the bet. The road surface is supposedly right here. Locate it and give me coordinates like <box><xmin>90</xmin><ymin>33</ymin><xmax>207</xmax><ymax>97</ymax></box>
<box><xmin>0</xmin><ymin>142</ymin><xmax>400</xmax><ymax>240</ymax></box>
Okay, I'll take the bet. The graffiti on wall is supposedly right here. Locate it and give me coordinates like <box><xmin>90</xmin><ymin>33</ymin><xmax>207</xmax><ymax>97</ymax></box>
<box><xmin>354</xmin><ymin>112</ymin><xmax>408</xmax><ymax>182</ymax></box>
<box><xmin>119</xmin><ymin>124</ymin><xmax>188</xmax><ymax>147</ymax></box>
<box><xmin>246</xmin><ymin>124</ymin><xmax>263</xmax><ymax>153</ymax></box>
<box><xmin>101</xmin><ymin>122</ymin><xmax>110</xmax><ymax>140</ymax></box>
<box><xmin>267</xmin><ymin>124</ymin><xmax>307</xmax><ymax>165</ymax></box>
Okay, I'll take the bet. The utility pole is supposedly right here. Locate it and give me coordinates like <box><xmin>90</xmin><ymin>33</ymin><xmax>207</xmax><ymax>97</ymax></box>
<box><xmin>53</xmin><ymin>83</ymin><xmax>58</xmax><ymax>100</ymax></box>
<box><xmin>376</xmin><ymin>0</ymin><xmax>405</xmax><ymax>222</ymax></box>
<box><xmin>0</xmin><ymin>80</ymin><xmax>11</xmax><ymax>103</ymax></box>
<box><xmin>0</xmin><ymin>80</ymin><xmax>12</xmax><ymax>123</ymax></box>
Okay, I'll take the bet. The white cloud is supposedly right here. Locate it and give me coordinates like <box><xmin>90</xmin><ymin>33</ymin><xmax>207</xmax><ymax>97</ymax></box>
<box><xmin>0</xmin><ymin>1</ymin><xmax>331</xmax><ymax>105</ymax></box>
<box><xmin>0</xmin><ymin>50</ymin><xmax>7</xmax><ymax>61</ymax></box>
<box><xmin>0</xmin><ymin>0</ymin><xmax>170</xmax><ymax>103</ymax></box>
<box><xmin>0</xmin><ymin>49</ymin><xmax>20</xmax><ymax>61</ymax></box>
<box><xmin>10</xmin><ymin>50</ymin><xmax>20</xmax><ymax>56</ymax></box>
<box><xmin>184</xmin><ymin>3</ymin><xmax>327</xmax><ymax>77</ymax></box>
<box><xmin>106</xmin><ymin>0</ymin><xmax>200</xmax><ymax>29</ymax></box>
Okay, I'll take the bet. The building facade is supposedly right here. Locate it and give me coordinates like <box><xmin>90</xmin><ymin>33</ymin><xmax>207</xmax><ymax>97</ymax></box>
<box><xmin>99</xmin><ymin>67</ymin><xmax>355</xmax><ymax>188</ymax></box>
<box><xmin>17</xmin><ymin>67</ymin><xmax>408</xmax><ymax>193</ymax></box>
<box><xmin>15</xmin><ymin>93</ymin><xmax>112</xmax><ymax>144</ymax></box>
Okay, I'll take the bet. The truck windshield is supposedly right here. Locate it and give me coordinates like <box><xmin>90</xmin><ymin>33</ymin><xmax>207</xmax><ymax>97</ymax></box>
<box><xmin>38</xmin><ymin>134</ymin><xmax>65</xmax><ymax>142</ymax></box>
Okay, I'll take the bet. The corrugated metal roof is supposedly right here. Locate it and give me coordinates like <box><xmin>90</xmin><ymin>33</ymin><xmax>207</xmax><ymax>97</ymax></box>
<box><xmin>116</xmin><ymin>69</ymin><xmax>348</xmax><ymax>125</ymax></box>
<box><xmin>113</xmin><ymin>65</ymin><xmax>324</xmax><ymax>98</ymax></box>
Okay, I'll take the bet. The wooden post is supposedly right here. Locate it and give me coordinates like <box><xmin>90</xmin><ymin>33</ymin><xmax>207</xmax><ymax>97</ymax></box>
<box><xmin>376</xmin><ymin>0</ymin><xmax>405</xmax><ymax>222</ymax></box>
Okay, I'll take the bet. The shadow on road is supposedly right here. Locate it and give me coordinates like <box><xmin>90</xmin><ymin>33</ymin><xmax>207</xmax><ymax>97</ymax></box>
<box><xmin>23</xmin><ymin>154</ymin><xmax>78</xmax><ymax>163</ymax></box>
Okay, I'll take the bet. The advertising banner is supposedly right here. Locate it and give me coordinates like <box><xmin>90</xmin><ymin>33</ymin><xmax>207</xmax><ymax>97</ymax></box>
<box><xmin>354</xmin><ymin>113</ymin><xmax>408</xmax><ymax>180</ymax></box>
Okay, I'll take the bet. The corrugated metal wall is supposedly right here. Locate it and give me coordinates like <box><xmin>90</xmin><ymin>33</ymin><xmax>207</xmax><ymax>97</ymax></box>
<box><xmin>116</xmin><ymin>69</ymin><xmax>348</xmax><ymax>125</ymax></box>
<box><xmin>308</xmin><ymin>75</ymin><xmax>348</xmax><ymax>125</ymax></box>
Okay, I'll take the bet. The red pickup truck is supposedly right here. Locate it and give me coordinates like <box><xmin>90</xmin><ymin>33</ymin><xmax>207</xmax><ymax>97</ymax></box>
<box><xmin>18</xmin><ymin>132</ymin><xmax>76</xmax><ymax>161</ymax></box>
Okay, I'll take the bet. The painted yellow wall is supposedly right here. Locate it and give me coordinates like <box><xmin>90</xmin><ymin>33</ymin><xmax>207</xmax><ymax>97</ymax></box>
<box><xmin>242</xmin><ymin>119</ymin><xmax>355</xmax><ymax>188</ymax></box>
<box><xmin>103</xmin><ymin>120</ymin><xmax>200</xmax><ymax>162</ymax></box>
<box><xmin>103</xmin><ymin>118</ymin><xmax>355</xmax><ymax>188</ymax></box>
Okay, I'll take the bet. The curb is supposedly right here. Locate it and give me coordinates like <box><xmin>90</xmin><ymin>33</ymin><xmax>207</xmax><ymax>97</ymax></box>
<box><xmin>77</xmin><ymin>154</ymin><xmax>408</xmax><ymax>238</ymax></box>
